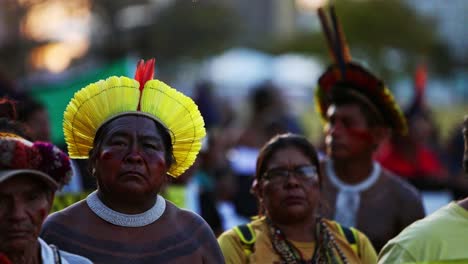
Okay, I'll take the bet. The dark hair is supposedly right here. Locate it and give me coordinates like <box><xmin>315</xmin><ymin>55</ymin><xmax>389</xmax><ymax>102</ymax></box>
<box><xmin>88</xmin><ymin>115</ymin><xmax>175</xmax><ymax>174</ymax></box>
<box><xmin>330</xmin><ymin>84</ymin><xmax>386</xmax><ymax>128</ymax></box>
<box><xmin>0</xmin><ymin>97</ymin><xmax>29</xmax><ymax>138</ymax></box>
<box><xmin>255</xmin><ymin>133</ymin><xmax>321</xmax><ymax>185</ymax></box>
<box><xmin>16</xmin><ymin>97</ymin><xmax>46</xmax><ymax>122</ymax></box>
<box><xmin>249</xmin><ymin>82</ymin><xmax>281</xmax><ymax>114</ymax></box>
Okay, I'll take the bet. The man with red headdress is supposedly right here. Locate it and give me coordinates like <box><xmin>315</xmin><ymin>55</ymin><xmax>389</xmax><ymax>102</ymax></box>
<box><xmin>314</xmin><ymin>6</ymin><xmax>425</xmax><ymax>251</ymax></box>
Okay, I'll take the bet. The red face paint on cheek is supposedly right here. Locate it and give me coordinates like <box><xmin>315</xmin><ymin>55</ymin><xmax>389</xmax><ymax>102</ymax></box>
<box><xmin>100</xmin><ymin>150</ymin><xmax>114</xmax><ymax>160</ymax></box>
<box><xmin>38</xmin><ymin>207</ymin><xmax>48</xmax><ymax>220</ymax></box>
<box><xmin>346</xmin><ymin>127</ymin><xmax>373</xmax><ymax>141</ymax></box>
<box><xmin>154</xmin><ymin>157</ymin><xmax>166</xmax><ymax>167</ymax></box>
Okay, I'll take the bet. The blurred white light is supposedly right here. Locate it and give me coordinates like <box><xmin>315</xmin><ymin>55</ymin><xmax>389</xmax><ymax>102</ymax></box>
<box><xmin>205</xmin><ymin>48</ymin><xmax>273</xmax><ymax>97</ymax></box>
<box><xmin>272</xmin><ymin>54</ymin><xmax>323</xmax><ymax>90</ymax></box>
<box><xmin>116</xmin><ymin>4</ymin><xmax>153</xmax><ymax>30</ymax></box>
<box><xmin>296</xmin><ymin>0</ymin><xmax>328</xmax><ymax>11</ymax></box>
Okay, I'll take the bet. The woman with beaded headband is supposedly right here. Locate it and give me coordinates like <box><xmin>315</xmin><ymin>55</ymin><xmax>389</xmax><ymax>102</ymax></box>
<box><xmin>40</xmin><ymin>59</ymin><xmax>224</xmax><ymax>263</ymax></box>
<box><xmin>218</xmin><ymin>133</ymin><xmax>377</xmax><ymax>263</ymax></box>
<box><xmin>0</xmin><ymin>99</ymin><xmax>92</xmax><ymax>264</ymax></box>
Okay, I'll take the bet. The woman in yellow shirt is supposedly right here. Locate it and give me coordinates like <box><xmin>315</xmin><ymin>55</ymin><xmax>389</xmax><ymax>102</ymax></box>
<box><xmin>218</xmin><ymin>133</ymin><xmax>377</xmax><ymax>263</ymax></box>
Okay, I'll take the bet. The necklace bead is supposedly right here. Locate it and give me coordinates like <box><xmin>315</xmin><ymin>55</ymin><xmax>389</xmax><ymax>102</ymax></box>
<box><xmin>86</xmin><ymin>191</ymin><xmax>166</xmax><ymax>227</ymax></box>
<box><xmin>267</xmin><ymin>217</ymin><xmax>349</xmax><ymax>264</ymax></box>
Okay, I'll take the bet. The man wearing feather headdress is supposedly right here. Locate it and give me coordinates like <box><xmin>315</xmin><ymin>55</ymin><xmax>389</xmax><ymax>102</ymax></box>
<box><xmin>40</xmin><ymin>59</ymin><xmax>224</xmax><ymax>263</ymax></box>
<box><xmin>315</xmin><ymin>6</ymin><xmax>425</xmax><ymax>251</ymax></box>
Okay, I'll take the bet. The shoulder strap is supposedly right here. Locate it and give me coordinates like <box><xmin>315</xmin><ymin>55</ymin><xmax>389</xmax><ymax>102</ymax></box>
<box><xmin>49</xmin><ymin>244</ymin><xmax>62</xmax><ymax>264</ymax></box>
<box><xmin>335</xmin><ymin>222</ymin><xmax>360</xmax><ymax>257</ymax></box>
<box><xmin>233</xmin><ymin>224</ymin><xmax>256</xmax><ymax>256</ymax></box>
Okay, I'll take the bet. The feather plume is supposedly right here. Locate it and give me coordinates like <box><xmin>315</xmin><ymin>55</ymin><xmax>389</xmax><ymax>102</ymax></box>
<box><xmin>329</xmin><ymin>5</ymin><xmax>346</xmax><ymax>77</ymax></box>
<box><xmin>414</xmin><ymin>64</ymin><xmax>427</xmax><ymax>100</ymax></box>
<box><xmin>330</xmin><ymin>5</ymin><xmax>351</xmax><ymax>63</ymax></box>
<box><xmin>140</xmin><ymin>80</ymin><xmax>206</xmax><ymax>177</ymax></box>
<box><xmin>134</xmin><ymin>59</ymin><xmax>156</xmax><ymax>110</ymax></box>
<box><xmin>317</xmin><ymin>5</ymin><xmax>352</xmax><ymax>79</ymax></box>
<box><xmin>63</xmin><ymin>76</ymin><xmax>140</xmax><ymax>158</ymax></box>
<box><xmin>318</xmin><ymin>7</ymin><xmax>337</xmax><ymax>64</ymax></box>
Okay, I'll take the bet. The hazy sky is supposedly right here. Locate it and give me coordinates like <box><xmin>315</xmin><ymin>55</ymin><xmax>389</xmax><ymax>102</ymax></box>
<box><xmin>407</xmin><ymin>0</ymin><xmax>467</xmax><ymax>59</ymax></box>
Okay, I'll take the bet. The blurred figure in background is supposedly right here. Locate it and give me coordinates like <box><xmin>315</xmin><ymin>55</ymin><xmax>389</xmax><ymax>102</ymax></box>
<box><xmin>213</xmin><ymin>166</ymin><xmax>248</xmax><ymax>236</ymax></box>
<box><xmin>315</xmin><ymin>6</ymin><xmax>424</xmax><ymax>251</ymax></box>
<box><xmin>379</xmin><ymin>115</ymin><xmax>468</xmax><ymax>263</ymax></box>
<box><xmin>229</xmin><ymin>81</ymin><xmax>303</xmax><ymax>219</ymax></box>
<box><xmin>193</xmin><ymin>80</ymin><xmax>222</xmax><ymax>131</ymax></box>
<box><xmin>375</xmin><ymin>65</ymin><xmax>449</xmax><ymax>190</ymax></box>
<box><xmin>0</xmin><ymin>70</ymin><xmax>22</xmax><ymax>99</ymax></box>
<box><xmin>166</xmin><ymin>80</ymin><xmax>246</xmax><ymax>235</ymax></box>
<box><xmin>218</xmin><ymin>133</ymin><xmax>377</xmax><ymax>263</ymax></box>
<box><xmin>16</xmin><ymin>97</ymin><xmax>51</xmax><ymax>142</ymax></box>
<box><xmin>15</xmin><ymin>96</ymin><xmax>87</xmax><ymax>206</ymax></box>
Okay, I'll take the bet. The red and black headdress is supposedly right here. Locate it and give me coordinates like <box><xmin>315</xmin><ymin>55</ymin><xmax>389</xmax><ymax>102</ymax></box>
<box><xmin>315</xmin><ymin>5</ymin><xmax>407</xmax><ymax>135</ymax></box>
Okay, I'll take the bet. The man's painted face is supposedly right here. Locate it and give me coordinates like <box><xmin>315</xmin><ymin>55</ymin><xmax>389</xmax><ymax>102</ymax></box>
<box><xmin>0</xmin><ymin>176</ymin><xmax>52</xmax><ymax>254</ymax></box>
<box><xmin>259</xmin><ymin>146</ymin><xmax>320</xmax><ymax>224</ymax></box>
<box><xmin>324</xmin><ymin>104</ymin><xmax>375</xmax><ymax>160</ymax></box>
<box><xmin>94</xmin><ymin>115</ymin><xmax>168</xmax><ymax>196</ymax></box>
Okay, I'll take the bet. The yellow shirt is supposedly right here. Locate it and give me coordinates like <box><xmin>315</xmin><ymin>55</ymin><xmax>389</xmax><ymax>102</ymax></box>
<box><xmin>218</xmin><ymin>217</ymin><xmax>377</xmax><ymax>264</ymax></box>
<box><xmin>378</xmin><ymin>202</ymin><xmax>468</xmax><ymax>263</ymax></box>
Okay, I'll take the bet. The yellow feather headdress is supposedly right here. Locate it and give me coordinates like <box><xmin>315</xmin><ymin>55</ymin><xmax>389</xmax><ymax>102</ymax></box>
<box><xmin>63</xmin><ymin>59</ymin><xmax>206</xmax><ymax>177</ymax></box>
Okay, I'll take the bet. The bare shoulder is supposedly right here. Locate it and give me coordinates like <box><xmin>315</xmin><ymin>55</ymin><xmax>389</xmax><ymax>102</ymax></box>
<box><xmin>161</xmin><ymin>201</ymin><xmax>217</xmax><ymax>243</ymax></box>
<box><xmin>162</xmin><ymin>200</ymin><xmax>224</xmax><ymax>262</ymax></box>
<box><xmin>163</xmin><ymin>200</ymin><xmax>208</xmax><ymax>226</ymax></box>
<box><xmin>43</xmin><ymin>199</ymin><xmax>90</xmax><ymax>236</ymax></box>
<box><xmin>46</xmin><ymin>200</ymin><xmax>89</xmax><ymax>224</ymax></box>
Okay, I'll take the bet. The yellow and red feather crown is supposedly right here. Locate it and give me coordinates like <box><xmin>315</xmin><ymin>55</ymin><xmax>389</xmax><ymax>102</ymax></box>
<box><xmin>63</xmin><ymin>59</ymin><xmax>206</xmax><ymax>177</ymax></box>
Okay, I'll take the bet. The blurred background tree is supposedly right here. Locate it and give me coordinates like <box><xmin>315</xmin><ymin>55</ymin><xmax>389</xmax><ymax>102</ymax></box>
<box><xmin>0</xmin><ymin>0</ymin><xmax>465</xmax><ymax>145</ymax></box>
<box><xmin>92</xmin><ymin>0</ymin><xmax>239</xmax><ymax>68</ymax></box>
<box><xmin>0</xmin><ymin>0</ymin><xmax>463</xmax><ymax>80</ymax></box>
<box><xmin>262</xmin><ymin>0</ymin><xmax>457</xmax><ymax>80</ymax></box>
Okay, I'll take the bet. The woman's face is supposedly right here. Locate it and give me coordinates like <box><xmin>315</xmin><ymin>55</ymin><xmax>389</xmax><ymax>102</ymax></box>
<box><xmin>258</xmin><ymin>146</ymin><xmax>320</xmax><ymax>224</ymax></box>
<box><xmin>93</xmin><ymin>115</ymin><xmax>168</xmax><ymax>197</ymax></box>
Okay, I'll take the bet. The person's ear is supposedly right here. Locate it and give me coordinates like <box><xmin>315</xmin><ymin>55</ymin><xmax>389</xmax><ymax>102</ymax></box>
<box><xmin>251</xmin><ymin>178</ymin><xmax>263</xmax><ymax>201</ymax></box>
<box><xmin>88</xmin><ymin>147</ymin><xmax>99</xmax><ymax>177</ymax></box>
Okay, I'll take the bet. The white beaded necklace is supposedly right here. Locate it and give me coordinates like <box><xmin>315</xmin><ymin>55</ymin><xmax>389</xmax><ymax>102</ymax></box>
<box><xmin>326</xmin><ymin>159</ymin><xmax>381</xmax><ymax>227</ymax></box>
<box><xmin>86</xmin><ymin>191</ymin><xmax>166</xmax><ymax>227</ymax></box>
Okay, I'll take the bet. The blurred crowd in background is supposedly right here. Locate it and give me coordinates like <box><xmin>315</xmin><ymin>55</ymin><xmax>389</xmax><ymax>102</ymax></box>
<box><xmin>1</xmin><ymin>0</ymin><xmax>467</xmax><ymax>240</ymax></box>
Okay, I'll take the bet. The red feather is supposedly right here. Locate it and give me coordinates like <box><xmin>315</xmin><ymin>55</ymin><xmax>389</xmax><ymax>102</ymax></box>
<box><xmin>414</xmin><ymin>64</ymin><xmax>427</xmax><ymax>98</ymax></box>
<box><xmin>134</xmin><ymin>58</ymin><xmax>156</xmax><ymax>110</ymax></box>
<box><xmin>134</xmin><ymin>58</ymin><xmax>156</xmax><ymax>92</ymax></box>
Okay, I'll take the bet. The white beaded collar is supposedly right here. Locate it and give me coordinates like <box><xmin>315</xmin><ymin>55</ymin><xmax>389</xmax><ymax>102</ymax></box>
<box><xmin>86</xmin><ymin>191</ymin><xmax>166</xmax><ymax>227</ymax></box>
